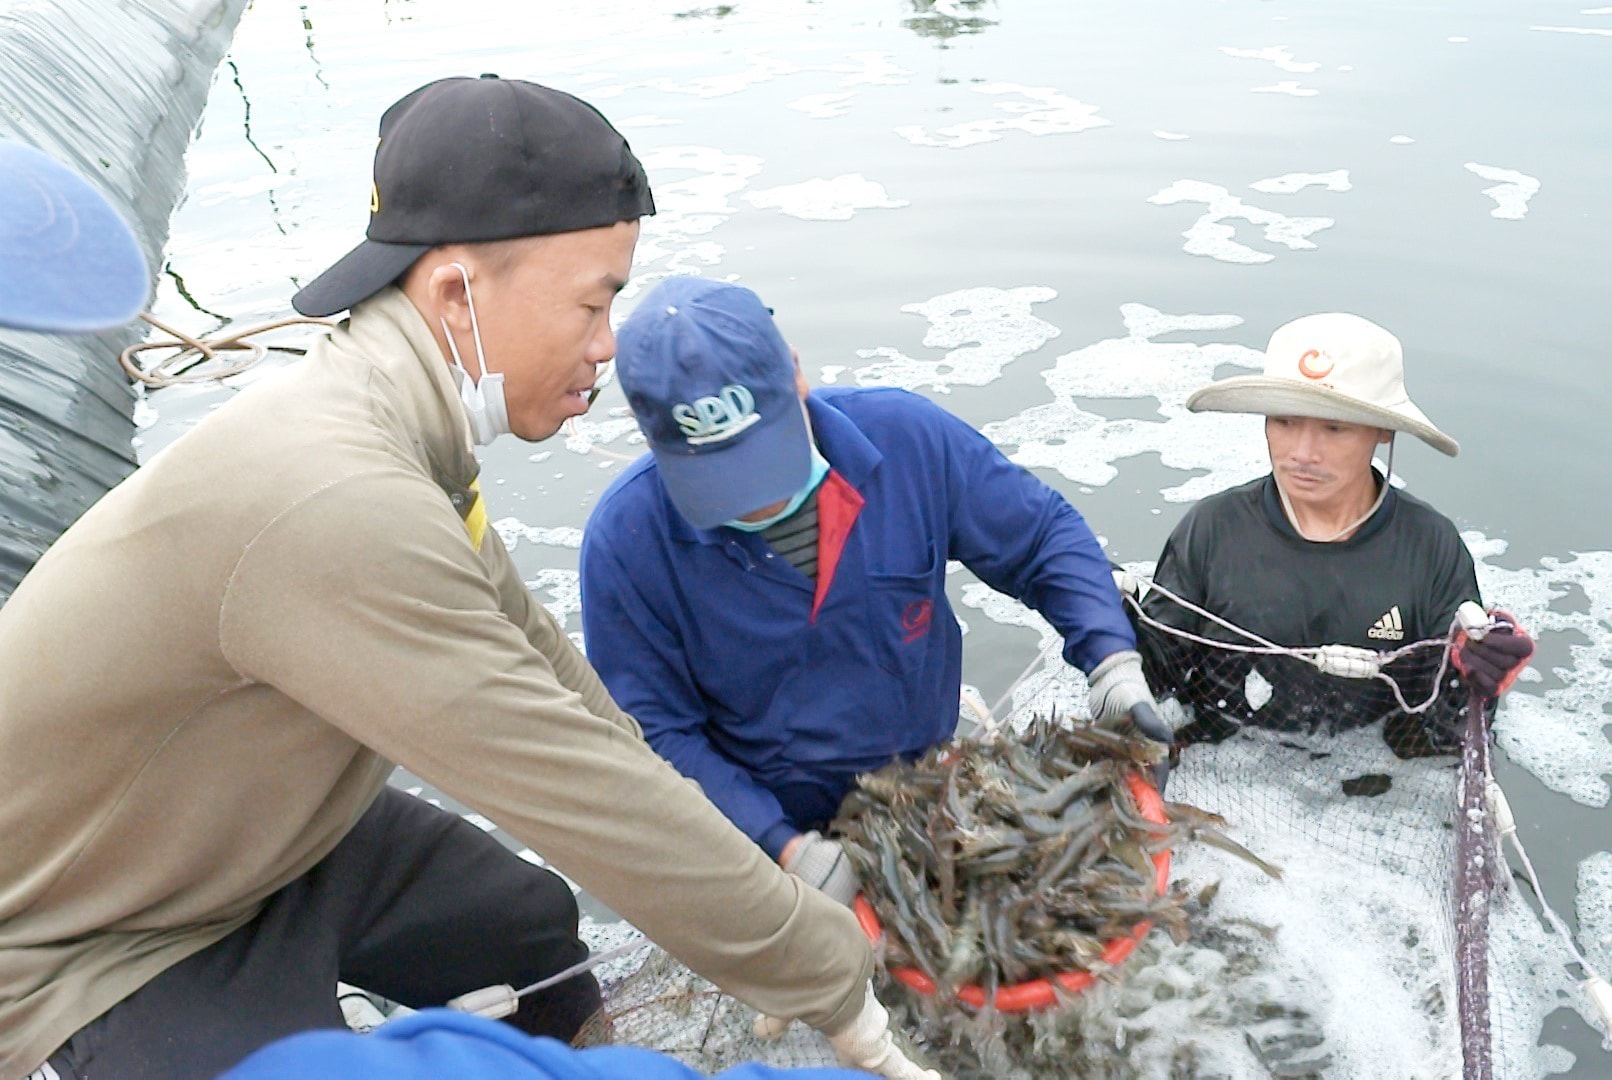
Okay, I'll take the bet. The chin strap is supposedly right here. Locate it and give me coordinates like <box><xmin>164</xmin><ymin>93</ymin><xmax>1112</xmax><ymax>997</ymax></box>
<box><xmin>1277</xmin><ymin>436</ymin><xmax>1395</xmax><ymax>543</ymax></box>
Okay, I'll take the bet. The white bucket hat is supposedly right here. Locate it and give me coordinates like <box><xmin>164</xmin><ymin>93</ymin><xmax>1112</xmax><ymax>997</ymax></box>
<box><xmin>1186</xmin><ymin>312</ymin><xmax>1459</xmax><ymax>457</ymax></box>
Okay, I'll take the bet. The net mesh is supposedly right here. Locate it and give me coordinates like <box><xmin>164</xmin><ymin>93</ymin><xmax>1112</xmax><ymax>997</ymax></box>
<box><xmin>551</xmin><ymin>578</ymin><xmax>1549</xmax><ymax>1077</ymax></box>
<box><xmin>1130</xmin><ymin>581</ymin><xmax>1504</xmax><ymax>1078</ymax></box>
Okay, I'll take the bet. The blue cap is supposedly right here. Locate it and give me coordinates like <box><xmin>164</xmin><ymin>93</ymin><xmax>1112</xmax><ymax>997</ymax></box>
<box><xmin>616</xmin><ymin>277</ymin><xmax>810</xmax><ymax>530</ymax></box>
<box><xmin>0</xmin><ymin>141</ymin><xmax>147</xmax><ymax>333</ymax></box>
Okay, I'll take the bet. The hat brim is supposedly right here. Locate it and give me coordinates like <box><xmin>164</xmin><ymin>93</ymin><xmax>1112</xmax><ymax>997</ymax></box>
<box><xmin>1187</xmin><ymin>377</ymin><xmax>1459</xmax><ymax>456</ymax></box>
<box><xmin>655</xmin><ymin>403</ymin><xmax>812</xmax><ymax>530</ymax></box>
<box><xmin>0</xmin><ymin>142</ymin><xmax>148</xmax><ymax>333</ymax></box>
<box><xmin>292</xmin><ymin>237</ymin><xmax>432</xmax><ymax>318</ymax></box>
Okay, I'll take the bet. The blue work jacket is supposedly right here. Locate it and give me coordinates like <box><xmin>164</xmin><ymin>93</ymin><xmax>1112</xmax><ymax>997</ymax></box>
<box><xmin>579</xmin><ymin>388</ymin><xmax>1134</xmax><ymax>858</ymax></box>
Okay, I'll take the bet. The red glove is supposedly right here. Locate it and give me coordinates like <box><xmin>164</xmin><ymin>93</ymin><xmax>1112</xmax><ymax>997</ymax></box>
<box><xmin>1452</xmin><ymin>610</ymin><xmax>1534</xmax><ymax>699</ymax></box>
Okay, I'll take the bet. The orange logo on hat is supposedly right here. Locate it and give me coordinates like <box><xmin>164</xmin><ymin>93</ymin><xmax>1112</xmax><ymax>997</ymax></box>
<box><xmin>1297</xmin><ymin>348</ymin><xmax>1333</xmax><ymax>379</ymax></box>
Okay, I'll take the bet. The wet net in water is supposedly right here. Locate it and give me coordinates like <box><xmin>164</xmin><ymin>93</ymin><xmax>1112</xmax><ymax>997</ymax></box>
<box><xmin>558</xmin><ymin>577</ymin><xmax>1566</xmax><ymax>1077</ymax></box>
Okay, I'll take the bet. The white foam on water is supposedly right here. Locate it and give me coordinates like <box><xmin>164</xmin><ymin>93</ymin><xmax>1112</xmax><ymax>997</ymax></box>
<box><xmin>849</xmin><ymin>285</ymin><xmax>1060</xmax><ymax>392</ymax></box>
<box><xmin>1466</xmin><ymin>534</ymin><xmax>1612</xmax><ymax>808</ymax></box>
<box><xmin>1465</xmin><ymin>163</ymin><xmax>1542</xmax><ymax>220</ymax></box>
<box><xmin>632</xmin><ymin>146</ymin><xmax>764</xmax><ymax>288</ymax></box>
<box><xmin>1153</xmin><ymin>130</ymin><xmax>1190</xmax><ymax>140</ymax></box>
<box><xmin>1581</xmin><ymin>8</ymin><xmax>1612</xmax><ymax>15</ymax></box>
<box><xmin>1220</xmin><ymin>45</ymin><xmax>1323</xmax><ymax>74</ymax></box>
<box><xmin>1252</xmin><ymin>80</ymin><xmax>1320</xmax><ymax>97</ymax></box>
<box><xmin>826</xmin><ymin>50</ymin><xmax>911</xmax><ymax>88</ymax></box>
<box><xmin>493</xmin><ymin>518</ymin><xmax>584</xmax><ymax>551</ymax></box>
<box><xmin>193</xmin><ymin>172</ymin><xmax>281</xmax><ymax>206</ymax></box>
<box><xmin>1449</xmin><ymin>36</ymin><xmax>1471</xmax><ymax>43</ymax></box>
<box><xmin>1250</xmin><ymin>169</ymin><xmax>1352</xmax><ymax>194</ymax></box>
<box><xmin>1391</xmin><ymin>134</ymin><xmax>1417</xmax><ymax>144</ymax></box>
<box><xmin>1164</xmin><ymin>828</ymin><xmax>1459</xmax><ymax>1076</ymax></box>
<box><xmin>743</xmin><ymin>173</ymin><xmax>909</xmax><ymax>221</ymax></box>
<box><xmin>788</xmin><ymin>92</ymin><xmax>855</xmax><ymax>119</ymax></box>
<box><xmin>980</xmin><ymin>303</ymin><xmax>1268</xmax><ymax>501</ymax></box>
<box><xmin>819</xmin><ymin>364</ymin><xmax>847</xmax><ymax>384</ymax></box>
<box><xmin>132</xmin><ymin>396</ymin><xmax>157</xmax><ymax>430</ymax></box>
<box><xmin>1532</xmin><ymin>25</ymin><xmax>1612</xmax><ymax>36</ymax></box>
<box><xmin>1577</xmin><ymin>853</ymin><xmax>1612</xmax><ymax>984</ymax></box>
<box><xmin>617</xmin><ymin>114</ymin><xmax>683</xmax><ymax>128</ymax></box>
<box><xmin>563</xmin><ymin>414</ymin><xmax>641</xmax><ymax>454</ymax></box>
<box><xmin>894</xmin><ymin>83</ymin><xmax>1110</xmax><ymax>148</ymax></box>
<box><xmin>1149</xmin><ymin>179</ymin><xmax>1336</xmax><ymax>264</ymax></box>
<box><xmin>526</xmin><ymin>568</ymin><xmax>582</xmax><ymax>628</ymax></box>
<box><xmin>644</xmin><ymin>51</ymin><xmax>804</xmax><ymax>99</ymax></box>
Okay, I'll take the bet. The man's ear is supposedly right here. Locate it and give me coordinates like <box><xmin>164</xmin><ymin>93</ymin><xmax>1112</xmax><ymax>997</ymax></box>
<box><xmin>1378</xmin><ymin>428</ymin><xmax>1395</xmax><ymax>446</ymax></box>
<box><xmin>424</xmin><ymin>256</ymin><xmax>474</xmax><ymax>333</ymax></box>
<box><xmin>791</xmin><ymin>346</ymin><xmax>810</xmax><ymax>400</ymax></box>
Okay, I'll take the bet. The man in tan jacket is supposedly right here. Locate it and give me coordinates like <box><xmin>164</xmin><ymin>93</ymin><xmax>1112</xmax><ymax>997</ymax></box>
<box><xmin>0</xmin><ymin>76</ymin><xmax>932</xmax><ymax>1080</ymax></box>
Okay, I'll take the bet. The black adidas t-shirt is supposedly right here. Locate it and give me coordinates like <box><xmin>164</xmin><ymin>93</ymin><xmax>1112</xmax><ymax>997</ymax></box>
<box><xmin>1144</xmin><ymin>473</ymin><xmax>1480</xmax><ymax>650</ymax></box>
<box><xmin>1138</xmin><ymin>474</ymin><xmax>1482</xmax><ymax>751</ymax></box>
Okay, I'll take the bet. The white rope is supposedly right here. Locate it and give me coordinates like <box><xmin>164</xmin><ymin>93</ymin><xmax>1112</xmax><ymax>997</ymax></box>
<box><xmin>1124</xmin><ymin>574</ymin><xmax>1459</xmax><ymax>715</ymax></box>
<box><xmin>1485</xmin><ymin>773</ymin><xmax>1612</xmax><ymax>1029</ymax></box>
<box><xmin>987</xmin><ymin>634</ymin><xmax>1062</xmax><ymax>724</ymax></box>
<box><xmin>442</xmin><ymin>933</ymin><xmax>653</xmax><ymax>1020</ymax></box>
<box><xmin>513</xmin><ymin>934</ymin><xmax>651</xmax><ymax>999</ymax></box>
<box><xmin>978</xmin><ymin>567</ymin><xmax>1462</xmax><ymax>728</ymax></box>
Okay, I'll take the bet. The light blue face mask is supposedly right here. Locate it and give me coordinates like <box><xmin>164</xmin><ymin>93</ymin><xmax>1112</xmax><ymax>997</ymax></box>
<box><xmin>724</xmin><ymin>445</ymin><xmax>830</xmax><ymax>532</ymax></box>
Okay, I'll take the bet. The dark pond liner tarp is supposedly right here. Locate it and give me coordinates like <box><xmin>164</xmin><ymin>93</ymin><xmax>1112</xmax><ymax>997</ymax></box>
<box><xmin>0</xmin><ymin>0</ymin><xmax>249</xmax><ymax>604</ymax></box>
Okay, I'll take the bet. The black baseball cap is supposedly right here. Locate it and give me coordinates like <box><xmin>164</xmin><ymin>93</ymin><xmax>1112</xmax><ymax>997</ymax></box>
<box><xmin>292</xmin><ymin>75</ymin><xmax>655</xmax><ymax>318</ymax></box>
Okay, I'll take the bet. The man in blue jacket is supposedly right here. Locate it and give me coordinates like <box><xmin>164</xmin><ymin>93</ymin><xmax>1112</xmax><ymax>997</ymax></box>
<box><xmin>579</xmin><ymin>277</ymin><xmax>1169</xmax><ymax>905</ymax></box>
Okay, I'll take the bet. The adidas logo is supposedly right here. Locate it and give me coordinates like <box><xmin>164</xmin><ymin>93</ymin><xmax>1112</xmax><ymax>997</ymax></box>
<box><xmin>1368</xmin><ymin>605</ymin><xmax>1405</xmax><ymax>641</ymax></box>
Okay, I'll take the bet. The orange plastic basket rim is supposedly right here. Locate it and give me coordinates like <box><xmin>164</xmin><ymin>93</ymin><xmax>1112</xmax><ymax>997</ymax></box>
<box><xmin>852</xmin><ymin>768</ymin><xmax>1171</xmax><ymax>1013</ymax></box>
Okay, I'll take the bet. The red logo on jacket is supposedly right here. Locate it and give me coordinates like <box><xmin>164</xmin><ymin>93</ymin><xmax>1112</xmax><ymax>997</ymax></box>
<box><xmin>902</xmin><ymin>600</ymin><xmax>934</xmax><ymax>644</ymax></box>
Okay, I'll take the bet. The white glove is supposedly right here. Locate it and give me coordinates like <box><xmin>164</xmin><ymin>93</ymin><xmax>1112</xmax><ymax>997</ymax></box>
<box><xmin>754</xmin><ymin>986</ymin><xmax>940</xmax><ymax>1080</ymax></box>
<box><xmin>1086</xmin><ymin>649</ymin><xmax>1156</xmax><ymax>722</ymax></box>
<box><xmin>782</xmin><ymin>831</ymin><xmax>859</xmax><ymax>907</ymax></box>
<box><xmin>1087</xmin><ymin>650</ymin><xmax>1173</xmax><ymax>792</ymax></box>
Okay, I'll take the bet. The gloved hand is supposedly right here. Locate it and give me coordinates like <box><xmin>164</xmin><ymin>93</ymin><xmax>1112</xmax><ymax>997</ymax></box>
<box><xmin>1453</xmin><ymin>610</ymin><xmax>1535</xmax><ymax>699</ymax></box>
<box><xmin>754</xmin><ymin>985</ymin><xmax>940</xmax><ymax>1080</ymax></box>
<box><xmin>1088</xmin><ymin>650</ymin><xmax>1172</xmax><ymax>793</ymax></box>
<box><xmin>781</xmin><ymin>831</ymin><xmax>860</xmax><ymax>907</ymax></box>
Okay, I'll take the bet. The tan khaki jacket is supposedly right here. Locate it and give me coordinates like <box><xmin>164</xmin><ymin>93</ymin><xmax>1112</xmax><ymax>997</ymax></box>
<box><xmin>0</xmin><ymin>288</ymin><xmax>871</xmax><ymax>1076</ymax></box>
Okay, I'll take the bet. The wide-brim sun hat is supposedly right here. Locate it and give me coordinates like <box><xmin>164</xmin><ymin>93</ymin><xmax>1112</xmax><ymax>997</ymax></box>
<box><xmin>0</xmin><ymin>140</ymin><xmax>147</xmax><ymax>333</ymax></box>
<box><xmin>1186</xmin><ymin>311</ymin><xmax>1459</xmax><ymax>457</ymax></box>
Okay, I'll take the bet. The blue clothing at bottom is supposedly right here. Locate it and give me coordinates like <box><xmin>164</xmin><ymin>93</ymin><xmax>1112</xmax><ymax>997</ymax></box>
<box><xmin>222</xmin><ymin>1009</ymin><xmax>871</xmax><ymax>1079</ymax></box>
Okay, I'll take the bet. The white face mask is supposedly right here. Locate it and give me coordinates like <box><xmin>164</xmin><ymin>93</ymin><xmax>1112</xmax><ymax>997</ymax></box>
<box><xmin>439</xmin><ymin>261</ymin><xmax>510</xmax><ymax>446</ymax></box>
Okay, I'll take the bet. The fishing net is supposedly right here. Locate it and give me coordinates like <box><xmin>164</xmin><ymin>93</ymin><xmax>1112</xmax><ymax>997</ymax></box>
<box><xmin>537</xmin><ymin>574</ymin><xmax>1557</xmax><ymax>1077</ymax></box>
<box><xmin>1107</xmin><ymin>576</ymin><xmax>1532</xmax><ymax>1079</ymax></box>
<box><xmin>570</xmin><ymin>923</ymin><xmax>842</xmax><ymax>1070</ymax></box>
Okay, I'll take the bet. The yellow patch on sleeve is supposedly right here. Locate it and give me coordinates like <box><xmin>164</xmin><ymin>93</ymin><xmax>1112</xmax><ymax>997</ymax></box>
<box><xmin>463</xmin><ymin>479</ymin><xmax>488</xmax><ymax>550</ymax></box>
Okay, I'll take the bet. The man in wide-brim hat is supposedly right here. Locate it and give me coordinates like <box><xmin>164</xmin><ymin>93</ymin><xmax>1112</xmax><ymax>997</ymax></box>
<box><xmin>1139</xmin><ymin>313</ymin><xmax>1532</xmax><ymax>744</ymax></box>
